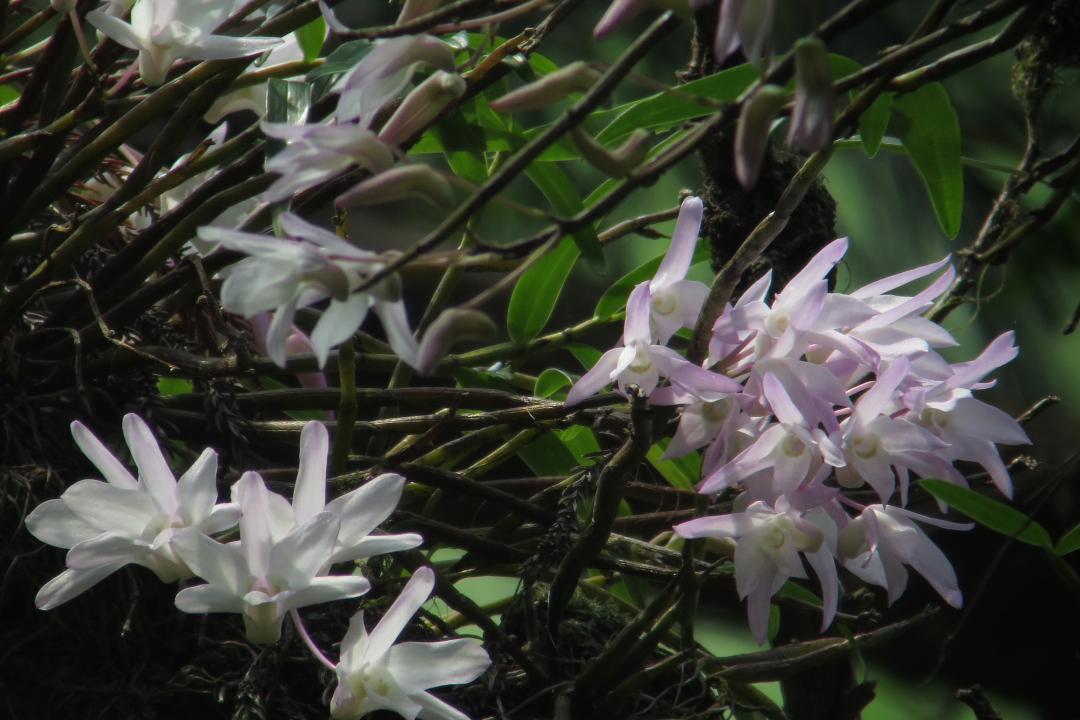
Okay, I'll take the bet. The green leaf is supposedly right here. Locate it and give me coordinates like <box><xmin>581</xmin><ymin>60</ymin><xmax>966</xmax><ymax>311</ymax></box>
<box><xmin>453</xmin><ymin>366</ymin><xmax>515</xmax><ymax>392</ymax></box>
<box><xmin>0</xmin><ymin>85</ymin><xmax>19</xmax><ymax>106</ymax></box>
<box><xmin>306</xmin><ymin>40</ymin><xmax>373</xmax><ymax>101</ymax></box>
<box><xmin>526</xmin><ymin>161</ymin><xmax>604</xmax><ymax>272</ymax></box>
<box><xmin>595</xmin><ymin>64</ymin><xmax>759</xmax><ymax>146</ymax></box>
<box><xmin>565</xmin><ymin>343</ymin><xmax>602</xmax><ymax>370</ymax></box>
<box><xmin>518</xmin><ymin>431</ymin><xmax>580</xmax><ymax>477</ymax></box>
<box><xmin>433</xmin><ymin>104</ymin><xmax>489</xmax><ymax>184</ymax></box>
<box><xmin>857</xmin><ymin>91</ymin><xmax>893</xmax><ymax>158</ymax></box>
<box><xmin>506</xmin><ymin>237</ymin><xmax>578</xmax><ymax>344</ymax></box>
<box><xmin>1055</xmin><ymin>523</ymin><xmax>1080</xmax><ymax>556</ymax></box>
<box><xmin>919</xmin><ymin>479</ymin><xmax>1052</xmax><ymax>548</ymax></box>
<box><xmin>558</xmin><ymin>425</ymin><xmax>601</xmax><ymax>467</ymax></box>
<box><xmin>265</xmin><ymin>78</ymin><xmax>312</xmax><ymax>159</ymax></box>
<box><xmin>776</xmin><ymin>580</ymin><xmax>823</xmax><ymax>607</ymax></box>
<box><xmin>892</xmin><ymin>82</ymin><xmax>963</xmax><ymax>237</ymax></box>
<box><xmin>157</xmin><ymin>377</ymin><xmax>192</xmax><ymax>395</ymax></box>
<box><xmin>646</xmin><ymin>439</ymin><xmax>700</xmax><ymax>491</ymax></box>
<box><xmin>535</xmin><ymin>368</ymin><xmax>574</xmax><ymax>398</ymax></box>
<box><xmin>294</xmin><ymin>17</ymin><xmax>326</xmax><ymax>62</ymax></box>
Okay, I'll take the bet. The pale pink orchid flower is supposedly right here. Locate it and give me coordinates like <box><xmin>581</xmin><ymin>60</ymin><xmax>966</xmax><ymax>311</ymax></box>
<box><xmin>330</xmin><ymin>567</ymin><xmax>491</xmax><ymax>720</ymax></box>
<box><xmin>838</xmin><ymin>503</ymin><xmax>972</xmax><ymax>608</ymax></box>
<box><xmin>87</xmin><ymin>0</ymin><xmax>283</xmax><ymax>87</ymax></box>
<box><xmin>198</xmin><ymin>214</ymin><xmax>420</xmax><ymax>369</ymax></box>
<box><xmin>642</xmin><ymin>195</ymin><xmax>709</xmax><ymax>345</ymax></box>
<box><xmin>26</xmin><ymin>415</ymin><xmax>240</xmax><ymax>610</ymax></box>
<box><xmin>675</xmin><ymin>495</ymin><xmax>835</xmax><ymax>645</ymax></box>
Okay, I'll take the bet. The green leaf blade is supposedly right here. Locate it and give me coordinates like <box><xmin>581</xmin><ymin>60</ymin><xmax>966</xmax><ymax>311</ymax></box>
<box><xmin>1055</xmin><ymin>524</ymin><xmax>1080</xmax><ymax>556</ymax></box>
<box><xmin>919</xmin><ymin>479</ymin><xmax>1052</xmax><ymax>548</ymax></box>
<box><xmin>893</xmin><ymin>82</ymin><xmax>963</xmax><ymax>237</ymax></box>
<box><xmin>525</xmin><ymin>161</ymin><xmax>603</xmax><ymax>272</ymax></box>
<box><xmin>506</xmin><ymin>237</ymin><xmax>578</xmax><ymax>344</ymax></box>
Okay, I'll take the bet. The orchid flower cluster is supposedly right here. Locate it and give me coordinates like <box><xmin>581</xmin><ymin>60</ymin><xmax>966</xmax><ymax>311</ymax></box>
<box><xmin>27</xmin><ymin>415</ymin><xmax>489</xmax><ymax>720</ymax></box>
<box><xmin>566</xmin><ymin>196</ymin><xmax>1031</xmax><ymax>644</ymax></box>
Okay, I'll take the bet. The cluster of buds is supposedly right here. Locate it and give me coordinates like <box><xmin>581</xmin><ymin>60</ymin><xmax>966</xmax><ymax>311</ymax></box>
<box><xmin>566</xmin><ymin>197</ymin><xmax>1030</xmax><ymax>642</ymax></box>
<box><xmin>28</xmin><ymin>417</ymin><xmax>489</xmax><ymax>719</ymax></box>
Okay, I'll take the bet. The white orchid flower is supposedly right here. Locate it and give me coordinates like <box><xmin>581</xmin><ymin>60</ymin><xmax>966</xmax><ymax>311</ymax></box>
<box><xmin>87</xmin><ymin>0</ymin><xmax>283</xmax><ymax>87</ymax></box>
<box><xmin>260</xmin><ymin>123</ymin><xmax>394</xmax><ymax>203</ymax></box>
<box><xmin>172</xmin><ymin>471</ymin><xmax>371</xmax><ymax>644</ymax></box>
<box><xmin>330</xmin><ymin>566</ymin><xmax>491</xmax><ymax>720</ymax></box>
<box><xmin>26</xmin><ymin>415</ymin><xmax>240</xmax><ymax>610</ymax></box>
<box><xmin>197</xmin><ymin>213</ymin><xmax>420</xmax><ymax>369</ymax></box>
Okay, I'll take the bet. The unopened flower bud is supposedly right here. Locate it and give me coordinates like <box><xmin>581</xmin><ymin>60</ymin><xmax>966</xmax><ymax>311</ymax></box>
<box><xmin>734</xmin><ymin>84</ymin><xmax>789</xmax><ymax>189</ymax></box>
<box><xmin>593</xmin><ymin>0</ymin><xmax>693</xmax><ymax>40</ymax></box>
<box><xmin>335</xmin><ymin>164</ymin><xmax>454</xmax><ymax>210</ymax></box>
<box><xmin>489</xmin><ymin>62</ymin><xmax>603</xmax><ymax>113</ymax></box>
<box><xmin>570</xmin><ymin>128</ymin><xmax>651</xmax><ymax>177</ymax></box>
<box><xmin>417</xmin><ymin>309</ymin><xmax>498</xmax><ymax>376</ymax></box>
<box><xmin>378</xmin><ymin>70</ymin><xmax>466</xmax><ymax>146</ymax></box>
<box><xmin>714</xmin><ymin>0</ymin><xmax>776</xmax><ymax>63</ymax></box>
<box><xmin>786</xmin><ymin>38</ymin><xmax>835</xmax><ymax>154</ymax></box>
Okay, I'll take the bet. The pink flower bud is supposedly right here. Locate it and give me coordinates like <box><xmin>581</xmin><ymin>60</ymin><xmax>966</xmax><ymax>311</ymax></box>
<box><xmin>570</xmin><ymin>128</ymin><xmax>651</xmax><ymax>177</ymax></box>
<box><xmin>734</xmin><ymin>84</ymin><xmax>789</xmax><ymax>189</ymax></box>
<box><xmin>377</xmin><ymin>70</ymin><xmax>466</xmax><ymax>146</ymax></box>
<box><xmin>416</xmin><ymin>309</ymin><xmax>498</xmax><ymax>376</ymax></box>
<box><xmin>335</xmin><ymin>164</ymin><xmax>454</xmax><ymax>210</ymax></box>
<box><xmin>786</xmin><ymin>38</ymin><xmax>835</xmax><ymax>154</ymax></box>
<box><xmin>714</xmin><ymin>0</ymin><xmax>775</xmax><ymax>63</ymax></box>
<box><xmin>489</xmin><ymin>61</ymin><xmax>602</xmax><ymax>113</ymax></box>
<box><xmin>593</xmin><ymin>0</ymin><xmax>693</xmax><ymax>40</ymax></box>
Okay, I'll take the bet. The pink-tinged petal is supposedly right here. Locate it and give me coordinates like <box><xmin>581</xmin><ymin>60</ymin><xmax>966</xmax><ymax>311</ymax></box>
<box><xmin>63</xmin><ymin>480</ymin><xmax>156</xmax><ymax>536</ymax></box>
<box><xmin>66</xmin><ymin>532</ymin><xmax>152</xmax><ymax>569</ymax></box>
<box><xmin>668</xmin><ymin>362</ymin><xmax>744</xmax><ymax>399</ymax></box>
<box><xmin>674</xmin><ymin>513</ymin><xmax>757</xmax><ymax>539</ymax></box>
<box><xmin>594</xmin><ymin>0</ymin><xmax>646</xmax><ymax>39</ymax></box>
<box><xmin>946</xmin><ymin>332</ymin><xmax>1018</xmax><ymax>389</ymax></box>
<box><xmin>624</xmin><ymin>282</ymin><xmax>653</xmax><ymax>344</ymax></box>
<box><xmin>325</xmin><ymin>473</ymin><xmax>407</xmax><ymax>545</ymax></box>
<box><xmin>762</xmin><ymin>372</ymin><xmax>802</xmax><ymax>427</ymax></box>
<box><xmin>776</xmin><ymin>238</ymin><xmax>847</xmax><ymax>306</ymax></box>
<box><xmin>813</xmin><ymin>293</ymin><xmax>876</xmax><ymax>331</ymax></box>
<box><xmin>35</xmin><ymin>562</ymin><xmax>127</xmax><ymax>610</ymax></box>
<box><xmin>804</xmin><ymin>547</ymin><xmax>838</xmax><ymax>632</ymax></box>
<box><xmin>294</xmin><ymin>422</ymin><xmax>329</xmax><ymax>525</ymax></box>
<box><xmin>123</xmin><ymin>414</ymin><xmax>178</xmax><ymax>515</ymax></box>
<box><xmin>852</xmin><ymin>254</ymin><xmax>952</xmax><ymax>299</ymax></box>
<box><xmin>713</xmin><ymin>0</ymin><xmax>745</xmax><ymax>60</ymax></box>
<box><xmin>887</xmin><ymin>524</ymin><xmax>962</xmax><ymax>607</ymax></box>
<box><xmin>387</xmin><ymin>639</ymin><xmax>491</xmax><ymax>692</ymax></box>
<box><xmin>745</xmin><ymin>572</ymin><xmax>777</xmax><ymax>646</ymax></box>
<box><xmin>311</xmin><ymin>293</ymin><xmax>371</xmax><ymax>369</ymax></box>
<box><xmin>861</xmin><ymin>266</ymin><xmax>956</xmax><ymax>330</ymax></box>
<box><xmin>736</xmin><ymin>272</ymin><xmax>772</xmax><ymax>308</ymax></box>
<box><xmin>368</xmin><ymin>567</ymin><xmax>435</xmax><ymax>660</ymax></box>
<box><xmin>174</xmin><ymin>583</ymin><xmax>247</xmax><ymax>614</ymax></box>
<box><xmin>949</xmin><ymin>398</ymin><xmax>1030</xmax><ymax>446</ymax></box>
<box><xmin>737</xmin><ymin>0</ymin><xmax>775</xmax><ymax>63</ymax></box>
<box><xmin>331</xmin><ymin>533</ymin><xmax>424</xmax><ymax>564</ymax></box>
<box><xmin>652</xmin><ymin>196</ymin><xmax>703</xmax><ymax>291</ymax></box>
<box><xmin>412</xmin><ymin>692</ymin><xmax>475</xmax><ymax>720</ymax></box>
<box><xmin>672</xmin><ymin>280</ymin><xmax>710</xmax><ymax>328</ymax></box>
<box><xmin>374</xmin><ymin>295</ymin><xmax>422</xmax><ymax>370</ymax></box>
<box><xmin>564</xmin><ymin>348</ymin><xmax>621</xmax><ymax>407</ymax></box>
<box><xmin>854</xmin><ymin>358</ymin><xmax>910</xmax><ymax>423</ymax></box>
<box><xmin>176</xmin><ymin>447</ymin><xmax>218</xmax><ymax>526</ymax></box>
<box><xmin>269</xmin><ymin>513</ymin><xmax>340</xmax><ymax>588</ymax></box>
<box><xmin>278</xmin><ymin>574</ymin><xmax>371</xmax><ymax>612</ymax></box>
<box><xmin>237</xmin><ymin>472</ymin><xmax>273</xmax><ymax>580</ymax></box>
<box><xmin>266</xmin><ymin>297</ymin><xmax>300</xmax><ymax>368</ymax></box>
<box><xmin>170</xmin><ymin>527</ymin><xmax>248</xmax><ymax>597</ymax></box>
<box><xmin>71</xmin><ymin>421</ymin><xmax>138</xmax><ymax>490</ymax></box>
<box><xmin>199</xmin><ymin>502</ymin><xmax>241</xmax><ymax>535</ymax></box>
<box><xmin>25</xmin><ymin>499</ymin><xmax>100</xmax><ymax>549</ymax></box>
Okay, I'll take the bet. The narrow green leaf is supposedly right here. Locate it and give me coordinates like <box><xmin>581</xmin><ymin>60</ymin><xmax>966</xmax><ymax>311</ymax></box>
<box><xmin>535</xmin><ymin>368</ymin><xmax>574</xmax><ymax>398</ymax></box>
<box><xmin>559</xmin><ymin>425</ymin><xmax>601</xmax><ymax>467</ymax></box>
<box><xmin>434</xmin><ymin>105</ymin><xmax>489</xmax><ymax>184</ymax></box>
<box><xmin>307</xmin><ymin>39</ymin><xmax>373</xmax><ymax>101</ymax></box>
<box><xmin>0</xmin><ymin>85</ymin><xmax>20</xmax><ymax>105</ymax></box>
<box><xmin>595</xmin><ymin>64</ymin><xmax>759</xmax><ymax>146</ymax></box>
<box><xmin>919</xmin><ymin>479</ymin><xmax>1052</xmax><ymax>548</ymax></box>
<box><xmin>526</xmin><ymin>161</ymin><xmax>604</xmax><ymax>272</ymax></box>
<box><xmin>857</xmin><ymin>91</ymin><xmax>893</xmax><ymax>158</ymax></box>
<box><xmin>294</xmin><ymin>17</ymin><xmax>326</xmax><ymax>62</ymax></box>
<box><xmin>453</xmin><ymin>366</ymin><xmax>516</xmax><ymax>392</ymax></box>
<box><xmin>776</xmin><ymin>580</ymin><xmax>823</xmax><ymax>607</ymax></box>
<box><xmin>507</xmin><ymin>237</ymin><xmax>578</xmax><ymax>344</ymax></box>
<box><xmin>646</xmin><ymin>439</ymin><xmax>700</xmax><ymax>491</ymax></box>
<box><xmin>1055</xmin><ymin>523</ymin><xmax>1080</xmax><ymax>556</ymax></box>
<box><xmin>518</xmin><ymin>431</ymin><xmax>580</xmax><ymax>477</ymax></box>
<box><xmin>892</xmin><ymin>82</ymin><xmax>963</xmax><ymax>237</ymax></box>
<box><xmin>565</xmin><ymin>343</ymin><xmax>603</xmax><ymax>370</ymax></box>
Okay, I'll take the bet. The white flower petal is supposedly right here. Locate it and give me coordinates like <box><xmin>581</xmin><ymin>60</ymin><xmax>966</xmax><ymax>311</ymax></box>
<box><xmin>25</xmin><ymin>499</ymin><xmax>100</xmax><ymax>549</ymax></box>
<box><xmin>387</xmin><ymin>639</ymin><xmax>490</xmax><ymax>693</ymax></box>
<box><xmin>63</xmin><ymin>480</ymin><xmax>157</xmax><ymax>537</ymax></box>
